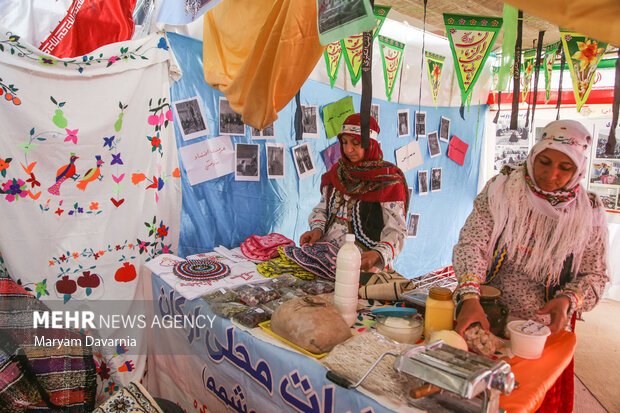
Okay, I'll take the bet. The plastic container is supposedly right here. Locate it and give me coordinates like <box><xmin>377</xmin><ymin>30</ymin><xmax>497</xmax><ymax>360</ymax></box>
<box><xmin>333</xmin><ymin>234</ymin><xmax>361</xmax><ymax>325</ymax></box>
<box><xmin>424</xmin><ymin>287</ymin><xmax>455</xmax><ymax>337</ymax></box>
<box><xmin>507</xmin><ymin>320</ymin><xmax>551</xmax><ymax>359</ymax></box>
<box><xmin>375</xmin><ymin>314</ymin><xmax>424</xmax><ymax>344</ymax></box>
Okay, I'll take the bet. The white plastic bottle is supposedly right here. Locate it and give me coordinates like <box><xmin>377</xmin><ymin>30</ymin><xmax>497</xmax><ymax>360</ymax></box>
<box><xmin>333</xmin><ymin>234</ymin><xmax>361</xmax><ymax>326</ymax></box>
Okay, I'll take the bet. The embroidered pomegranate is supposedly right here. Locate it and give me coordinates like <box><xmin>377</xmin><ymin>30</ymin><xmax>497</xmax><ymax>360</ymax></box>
<box><xmin>56</xmin><ymin>276</ymin><xmax>77</xmax><ymax>295</ymax></box>
<box><xmin>115</xmin><ymin>262</ymin><xmax>136</xmax><ymax>282</ymax></box>
<box><xmin>77</xmin><ymin>271</ymin><xmax>100</xmax><ymax>288</ymax></box>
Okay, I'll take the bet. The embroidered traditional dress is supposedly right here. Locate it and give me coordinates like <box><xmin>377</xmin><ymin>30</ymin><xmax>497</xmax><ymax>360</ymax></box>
<box><xmin>454</xmin><ymin>120</ymin><xmax>609</xmax><ymax>328</ymax></box>
<box><xmin>308</xmin><ymin>186</ymin><xmax>407</xmax><ymax>269</ymax></box>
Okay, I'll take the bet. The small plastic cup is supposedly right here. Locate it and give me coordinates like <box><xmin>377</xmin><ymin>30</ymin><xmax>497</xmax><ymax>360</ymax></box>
<box><xmin>507</xmin><ymin>320</ymin><xmax>551</xmax><ymax>359</ymax></box>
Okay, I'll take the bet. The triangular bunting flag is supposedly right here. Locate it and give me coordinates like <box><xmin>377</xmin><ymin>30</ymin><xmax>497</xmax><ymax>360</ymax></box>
<box><xmin>378</xmin><ymin>36</ymin><xmax>405</xmax><ymax>101</ymax></box>
<box><xmin>544</xmin><ymin>42</ymin><xmax>560</xmax><ymax>103</ymax></box>
<box><xmin>425</xmin><ymin>51</ymin><xmax>445</xmax><ymax>106</ymax></box>
<box><xmin>373</xmin><ymin>5</ymin><xmax>391</xmax><ymax>40</ymax></box>
<box><xmin>521</xmin><ymin>49</ymin><xmax>536</xmax><ymax>102</ymax></box>
<box><xmin>444</xmin><ymin>14</ymin><xmax>503</xmax><ymax>105</ymax></box>
<box><xmin>492</xmin><ymin>66</ymin><xmax>500</xmax><ymax>91</ymax></box>
<box><xmin>560</xmin><ymin>30</ymin><xmax>608</xmax><ymax>112</ymax></box>
<box><xmin>324</xmin><ymin>41</ymin><xmax>343</xmax><ymax>88</ymax></box>
<box><xmin>341</xmin><ymin>34</ymin><xmax>364</xmax><ymax>86</ymax></box>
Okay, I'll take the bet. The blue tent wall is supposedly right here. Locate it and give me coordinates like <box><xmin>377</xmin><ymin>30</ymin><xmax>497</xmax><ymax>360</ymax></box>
<box><xmin>167</xmin><ymin>32</ymin><xmax>485</xmax><ymax>279</ymax></box>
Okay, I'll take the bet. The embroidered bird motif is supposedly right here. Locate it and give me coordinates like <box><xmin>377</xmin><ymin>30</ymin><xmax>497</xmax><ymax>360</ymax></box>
<box><xmin>47</xmin><ymin>153</ymin><xmax>79</xmax><ymax>196</ymax></box>
<box><xmin>76</xmin><ymin>155</ymin><xmax>104</xmax><ymax>191</ymax></box>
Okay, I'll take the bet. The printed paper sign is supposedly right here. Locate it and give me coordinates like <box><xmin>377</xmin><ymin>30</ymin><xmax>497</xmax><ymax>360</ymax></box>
<box><xmin>395</xmin><ymin>140</ymin><xmax>423</xmax><ymax>172</ymax></box>
<box><xmin>178</xmin><ymin>135</ymin><xmax>234</xmax><ymax>185</ymax></box>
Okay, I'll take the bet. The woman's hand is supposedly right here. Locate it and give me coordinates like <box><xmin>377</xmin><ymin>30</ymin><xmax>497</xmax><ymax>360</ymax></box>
<box><xmin>455</xmin><ymin>298</ymin><xmax>490</xmax><ymax>335</ymax></box>
<box><xmin>537</xmin><ymin>296</ymin><xmax>570</xmax><ymax>334</ymax></box>
<box><xmin>360</xmin><ymin>250</ymin><xmax>382</xmax><ymax>271</ymax></box>
<box><xmin>299</xmin><ymin>229</ymin><xmax>322</xmax><ymax>246</ymax></box>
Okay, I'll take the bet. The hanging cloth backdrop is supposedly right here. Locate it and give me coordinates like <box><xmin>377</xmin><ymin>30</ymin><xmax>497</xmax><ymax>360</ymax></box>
<box><xmin>560</xmin><ymin>30</ymin><xmax>608</xmax><ymax>112</ymax></box>
<box><xmin>425</xmin><ymin>51</ymin><xmax>445</xmax><ymax>106</ymax></box>
<box><xmin>378</xmin><ymin>36</ymin><xmax>405</xmax><ymax>102</ymax></box>
<box><xmin>544</xmin><ymin>41</ymin><xmax>560</xmax><ymax>103</ymax></box>
<box><xmin>0</xmin><ymin>28</ymin><xmax>182</xmax><ymax>401</ymax></box>
<box><xmin>444</xmin><ymin>14</ymin><xmax>503</xmax><ymax>106</ymax></box>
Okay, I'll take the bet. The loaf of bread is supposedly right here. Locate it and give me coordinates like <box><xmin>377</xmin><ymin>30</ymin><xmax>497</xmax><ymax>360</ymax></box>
<box><xmin>271</xmin><ymin>296</ymin><xmax>352</xmax><ymax>354</ymax></box>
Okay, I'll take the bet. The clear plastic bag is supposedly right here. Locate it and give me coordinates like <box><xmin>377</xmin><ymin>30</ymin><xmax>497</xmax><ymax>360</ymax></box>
<box><xmin>235</xmin><ymin>284</ymin><xmax>280</xmax><ymax>306</ymax></box>
<box><xmin>201</xmin><ymin>287</ymin><xmax>239</xmax><ymax>303</ymax></box>
<box><xmin>233</xmin><ymin>307</ymin><xmax>271</xmax><ymax>328</ymax></box>
<box><xmin>302</xmin><ymin>279</ymin><xmax>335</xmax><ymax>295</ymax></box>
<box><xmin>210</xmin><ymin>302</ymin><xmax>250</xmax><ymax>319</ymax></box>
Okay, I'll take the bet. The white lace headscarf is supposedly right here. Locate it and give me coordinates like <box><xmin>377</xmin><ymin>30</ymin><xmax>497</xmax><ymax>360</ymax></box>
<box><xmin>486</xmin><ymin>120</ymin><xmax>607</xmax><ymax>282</ymax></box>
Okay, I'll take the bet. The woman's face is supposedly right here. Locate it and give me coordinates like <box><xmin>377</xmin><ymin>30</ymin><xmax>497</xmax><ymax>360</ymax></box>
<box><xmin>341</xmin><ymin>134</ymin><xmax>365</xmax><ymax>163</ymax></box>
<box><xmin>533</xmin><ymin>149</ymin><xmax>577</xmax><ymax>191</ymax></box>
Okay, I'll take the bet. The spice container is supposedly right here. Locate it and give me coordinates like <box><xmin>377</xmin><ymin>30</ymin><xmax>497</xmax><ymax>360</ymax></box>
<box><xmin>424</xmin><ymin>287</ymin><xmax>455</xmax><ymax>337</ymax></box>
<box><xmin>479</xmin><ymin>285</ymin><xmax>509</xmax><ymax>337</ymax></box>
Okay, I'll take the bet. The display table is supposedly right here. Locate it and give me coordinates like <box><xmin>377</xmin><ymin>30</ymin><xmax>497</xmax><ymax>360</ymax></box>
<box><xmin>147</xmin><ymin>274</ymin><xmax>576</xmax><ymax>412</ymax></box>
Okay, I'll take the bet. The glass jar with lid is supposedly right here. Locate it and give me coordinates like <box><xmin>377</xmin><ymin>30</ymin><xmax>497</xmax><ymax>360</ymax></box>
<box><xmin>424</xmin><ymin>287</ymin><xmax>455</xmax><ymax>337</ymax></box>
<box><xmin>479</xmin><ymin>285</ymin><xmax>509</xmax><ymax>337</ymax></box>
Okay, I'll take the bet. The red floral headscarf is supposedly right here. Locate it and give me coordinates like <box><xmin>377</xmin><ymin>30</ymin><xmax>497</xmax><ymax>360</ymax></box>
<box><xmin>321</xmin><ymin>113</ymin><xmax>409</xmax><ymax>211</ymax></box>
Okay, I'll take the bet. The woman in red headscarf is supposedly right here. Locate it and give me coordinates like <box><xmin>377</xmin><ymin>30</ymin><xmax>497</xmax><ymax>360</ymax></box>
<box><xmin>299</xmin><ymin>113</ymin><xmax>409</xmax><ymax>271</ymax></box>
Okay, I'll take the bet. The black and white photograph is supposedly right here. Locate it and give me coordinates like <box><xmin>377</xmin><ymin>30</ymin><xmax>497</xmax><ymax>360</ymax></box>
<box><xmin>266</xmin><ymin>143</ymin><xmax>285</xmax><ymax>179</ymax></box>
<box><xmin>302</xmin><ymin>105</ymin><xmax>320</xmax><ymax>138</ymax></box>
<box><xmin>371</xmin><ymin>103</ymin><xmax>380</xmax><ymax>124</ymax></box>
<box><xmin>219</xmin><ymin>97</ymin><xmax>246</xmax><ymax>136</ymax></box>
<box><xmin>397</xmin><ymin>109</ymin><xmax>410</xmax><ymax>137</ymax></box>
<box><xmin>439</xmin><ymin>116</ymin><xmax>450</xmax><ymax>142</ymax></box>
<box><xmin>427</xmin><ymin>131</ymin><xmax>441</xmax><ymax>158</ymax></box>
<box><xmin>235</xmin><ymin>143</ymin><xmax>259</xmax><ymax>181</ymax></box>
<box><xmin>407</xmin><ymin>213</ymin><xmax>420</xmax><ymax>238</ymax></box>
<box><xmin>172</xmin><ymin>96</ymin><xmax>209</xmax><ymax>141</ymax></box>
<box><xmin>251</xmin><ymin>123</ymin><xmax>276</xmax><ymax>139</ymax></box>
<box><xmin>494</xmin><ymin>146</ymin><xmax>528</xmax><ymax>172</ymax></box>
<box><xmin>408</xmin><ymin>186</ymin><xmax>413</xmax><ymax>200</ymax></box>
<box><xmin>495</xmin><ymin>112</ymin><xmax>529</xmax><ymax>145</ymax></box>
<box><xmin>431</xmin><ymin>167</ymin><xmax>442</xmax><ymax>192</ymax></box>
<box><xmin>415</xmin><ymin>111</ymin><xmax>426</xmax><ymax>137</ymax></box>
<box><xmin>292</xmin><ymin>142</ymin><xmax>317</xmax><ymax>179</ymax></box>
<box><xmin>418</xmin><ymin>170</ymin><xmax>428</xmax><ymax>195</ymax></box>
<box><xmin>317</xmin><ymin>0</ymin><xmax>367</xmax><ymax>34</ymax></box>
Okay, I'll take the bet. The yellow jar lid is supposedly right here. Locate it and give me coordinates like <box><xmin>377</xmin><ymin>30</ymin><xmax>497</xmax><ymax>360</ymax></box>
<box><xmin>428</xmin><ymin>287</ymin><xmax>453</xmax><ymax>301</ymax></box>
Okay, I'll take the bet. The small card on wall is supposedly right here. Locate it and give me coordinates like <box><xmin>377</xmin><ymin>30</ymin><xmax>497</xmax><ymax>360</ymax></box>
<box><xmin>395</xmin><ymin>140</ymin><xmax>423</xmax><ymax>172</ymax></box>
<box><xmin>448</xmin><ymin>135</ymin><xmax>469</xmax><ymax>166</ymax></box>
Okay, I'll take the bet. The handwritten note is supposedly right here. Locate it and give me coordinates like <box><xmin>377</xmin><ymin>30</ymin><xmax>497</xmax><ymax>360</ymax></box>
<box><xmin>322</xmin><ymin>96</ymin><xmax>355</xmax><ymax>139</ymax></box>
<box><xmin>448</xmin><ymin>135</ymin><xmax>469</xmax><ymax>166</ymax></box>
<box><xmin>395</xmin><ymin>140</ymin><xmax>423</xmax><ymax>172</ymax></box>
<box><xmin>179</xmin><ymin>135</ymin><xmax>234</xmax><ymax>185</ymax></box>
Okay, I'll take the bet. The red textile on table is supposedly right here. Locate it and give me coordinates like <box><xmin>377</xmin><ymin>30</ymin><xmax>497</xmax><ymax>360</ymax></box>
<box><xmin>40</xmin><ymin>0</ymin><xmax>137</xmax><ymax>58</ymax></box>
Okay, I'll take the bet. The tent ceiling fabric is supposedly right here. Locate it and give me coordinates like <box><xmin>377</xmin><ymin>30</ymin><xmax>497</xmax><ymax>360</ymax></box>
<box><xmin>385</xmin><ymin>0</ymin><xmax>617</xmax><ymax>50</ymax></box>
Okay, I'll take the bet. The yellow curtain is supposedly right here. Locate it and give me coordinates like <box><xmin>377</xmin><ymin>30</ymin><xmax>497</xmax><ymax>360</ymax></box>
<box><xmin>503</xmin><ymin>0</ymin><xmax>620</xmax><ymax>46</ymax></box>
<box><xmin>203</xmin><ymin>0</ymin><xmax>325</xmax><ymax>130</ymax></box>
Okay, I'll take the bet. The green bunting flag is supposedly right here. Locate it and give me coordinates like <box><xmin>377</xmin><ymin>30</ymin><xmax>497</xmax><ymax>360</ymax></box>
<box><xmin>521</xmin><ymin>49</ymin><xmax>536</xmax><ymax>101</ymax></box>
<box><xmin>373</xmin><ymin>5</ymin><xmax>391</xmax><ymax>40</ymax></box>
<box><xmin>341</xmin><ymin>34</ymin><xmax>364</xmax><ymax>86</ymax></box>
<box><xmin>378</xmin><ymin>36</ymin><xmax>405</xmax><ymax>101</ymax></box>
<box><xmin>560</xmin><ymin>30</ymin><xmax>608</xmax><ymax>112</ymax></box>
<box><xmin>324</xmin><ymin>41</ymin><xmax>343</xmax><ymax>88</ymax></box>
<box><xmin>544</xmin><ymin>42</ymin><xmax>560</xmax><ymax>103</ymax></box>
<box><xmin>444</xmin><ymin>14</ymin><xmax>503</xmax><ymax>105</ymax></box>
<box><xmin>425</xmin><ymin>51</ymin><xmax>445</xmax><ymax>106</ymax></box>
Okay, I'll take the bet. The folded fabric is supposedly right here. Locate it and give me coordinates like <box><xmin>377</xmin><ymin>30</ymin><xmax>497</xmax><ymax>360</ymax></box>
<box><xmin>240</xmin><ymin>233</ymin><xmax>295</xmax><ymax>261</ymax></box>
<box><xmin>282</xmin><ymin>242</ymin><xmax>339</xmax><ymax>281</ymax></box>
<box><xmin>358</xmin><ymin>270</ymin><xmax>415</xmax><ymax>301</ymax></box>
<box><xmin>93</xmin><ymin>381</ymin><xmax>164</xmax><ymax>413</ymax></box>
<box><xmin>256</xmin><ymin>247</ymin><xmax>315</xmax><ymax>280</ymax></box>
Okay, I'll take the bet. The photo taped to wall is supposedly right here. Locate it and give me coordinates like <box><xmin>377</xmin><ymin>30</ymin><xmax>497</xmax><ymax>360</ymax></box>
<box><xmin>172</xmin><ymin>96</ymin><xmax>209</xmax><ymax>141</ymax></box>
<box><xmin>219</xmin><ymin>97</ymin><xmax>246</xmax><ymax>136</ymax></box>
<box><xmin>266</xmin><ymin>142</ymin><xmax>285</xmax><ymax>179</ymax></box>
<box><xmin>235</xmin><ymin>143</ymin><xmax>260</xmax><ymax>181</ymax></box>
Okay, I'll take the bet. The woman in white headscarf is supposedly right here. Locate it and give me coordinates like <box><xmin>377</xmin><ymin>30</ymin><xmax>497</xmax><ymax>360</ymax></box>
<box><xmin>454</xmin><ymin>120</ymin><xmax>609</xmax><ymax>335</ymax></box>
